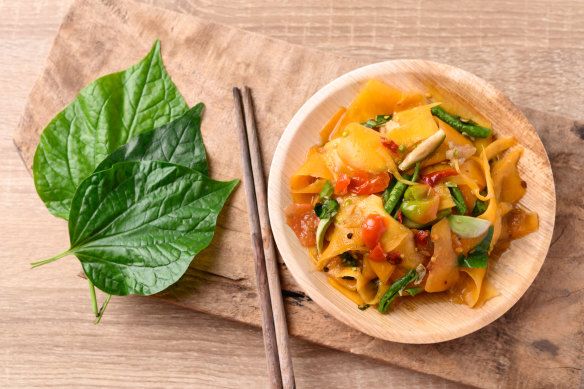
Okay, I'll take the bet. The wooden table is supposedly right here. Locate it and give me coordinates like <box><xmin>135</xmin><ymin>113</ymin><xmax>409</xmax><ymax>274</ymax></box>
<box><xmin>1</xmin><ymin>1</ymin><xmax>582</xmax><ymax>387</ymax></box>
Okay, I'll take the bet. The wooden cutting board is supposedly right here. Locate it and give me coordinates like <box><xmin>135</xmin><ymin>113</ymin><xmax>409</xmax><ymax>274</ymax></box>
<box><xmin>13</xmin><ymin>0</ymin><xmax>583</xmax><ymax>387</ymax></box>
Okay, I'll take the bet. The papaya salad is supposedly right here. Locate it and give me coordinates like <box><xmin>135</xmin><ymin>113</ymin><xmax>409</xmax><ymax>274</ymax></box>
<box><xmin>284</xmin><ymin>79</ymin><xmax>538</xmax><ymax>313</ymax></box>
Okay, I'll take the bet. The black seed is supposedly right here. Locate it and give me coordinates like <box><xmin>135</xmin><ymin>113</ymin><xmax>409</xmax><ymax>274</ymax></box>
<box><xmin>347</xmin><ymin>233</ymin><xmax>353</xmax><ymax>239</ymax></box>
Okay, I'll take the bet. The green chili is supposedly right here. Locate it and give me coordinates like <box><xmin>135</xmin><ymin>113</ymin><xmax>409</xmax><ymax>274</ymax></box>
<box><xmin>431</xmin><ymin>106</ymin><xmax>491</xmax><ymax>138</ymax></box>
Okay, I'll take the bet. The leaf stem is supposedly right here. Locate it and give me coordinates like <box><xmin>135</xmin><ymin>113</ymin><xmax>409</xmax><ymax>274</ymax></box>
<box><xmin>30</xmin><ymin>250</ymin><xmax>72</xmax><ymax>269</ymax></box>
<box><xmin>88</xmin><ymin>280</ymin><xmax>98</xmax><ymax>316</ymax></box>
<box><xmin>94</xmin><ymin>294</ymin><xmax>112</xmax><ymax>325</ymax></box>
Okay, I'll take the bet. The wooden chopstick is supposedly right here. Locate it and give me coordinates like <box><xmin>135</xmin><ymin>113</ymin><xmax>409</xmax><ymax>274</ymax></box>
<box><xmin>242</xmin><ymin>87</ymin><xmax>296</xmax><ymax>389</ymax></box>
<box><xmin>233</xmin><ymin>87</ymin><xmax>284</xmax><ymax>389</ymax></box>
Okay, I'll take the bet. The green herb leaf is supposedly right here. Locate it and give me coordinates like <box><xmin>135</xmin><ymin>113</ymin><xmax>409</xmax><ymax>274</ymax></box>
<box><xmin>404</xmin><ymin>286</ymin><xmax>422</xmax><ymax>296</ymax></box>
<box><xmin>361</xmin><ymin>114</ymin><xmax>392</xmax><ymax>128</ymax></box>
<box><xmin>33</xmin><ymin>40</ymin><xmax>188</xmax><ymax>219</ymax></box>
<box><xmin>34</xmin><ymin>161</ymin><xmax>238</xmax><ymax>296</ymax></box>
<box><xmin>318</xmin><ymin>180</ymin><xmax>334</xmax><ymax>200</ymax></box>
<box><xmin>472</xmin><ymin>198</ymin><xmax>489</xmax><ymax>217</ymax></box>
<box><xmin>314</xmin><ymin>198</ymin><xmax>339</xmax><ymax>219</ymax></box>
<box><xmin>96</xmin><ymin>104</ymin><xmax>207</xmax><ymax>174</ymax></box>
<box><xmin>458</xmin><ymin>225</ymin><xmax>495</xmax><ymax>268</ymax></box>
<box><xmin>378</xmin><ymin>269</ymin><xmax>418</xmax><ymax>313</ymax></box>
<box><xmin>339</xmin><ymin>252</ymin><xmax>359</xmax><ymax>267</ymax></box>
<box><xmin>449</xmin><ymin>186</ymin><xmax>468</xmax><ymax>215</ymax></box>
<box><xmin>358</xmin><ymin>304</ymin><xmax>370</xmax><ymax>311</ymax></box>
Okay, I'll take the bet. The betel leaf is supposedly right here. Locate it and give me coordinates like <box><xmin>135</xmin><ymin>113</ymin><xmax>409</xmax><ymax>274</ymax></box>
<box><xmin>457</xmin><ymin>225</ymin><xmax>495</xmax><ymax>268</ymax></box>
<box><xmin>33</xmin><ymin>40</ymin><xmax>188</xmax><ymax>219</ymax></box>
<box><xmin>33</xmin><ymin>161</ymin><xmax>238</xmax><ymax>296</ymax></box>
<box><xmin>96</xmin><ymin>103</ymin><xmax>207</xmax><ymax>175</ymax></box>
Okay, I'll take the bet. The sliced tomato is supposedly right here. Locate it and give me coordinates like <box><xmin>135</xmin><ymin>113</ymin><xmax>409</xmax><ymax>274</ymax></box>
<box><xmin>361</xmin><ymin>214</ymin><xmax>388</xmax><ymax>249</ymax></box>
<box><xmin>369</xmin><ymin>242</ymin><xmax>386</xmax><ymax>262</ymax></box>
<box><xmin>284</xmin><ymin>203</ymin><xmax>320</xmax><ymax>247</ymax></box>
<box><xmin>348</xmin><ymin>172</ymin><xmax>390</xmax><ymax>195</ymax></box>
<box><xmin>335</xmin><ymin>172</ymin><xmax>390</xmax><ymax>196</ymax></box>
<box><xmin>334</xmin><ymin>173</ymin><xmax>351</xmax><ymax>195</ymax></box>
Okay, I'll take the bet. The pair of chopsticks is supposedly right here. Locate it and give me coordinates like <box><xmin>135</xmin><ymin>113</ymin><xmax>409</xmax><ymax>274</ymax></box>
<box><xmin>233</xmin><ymin>87</ymin><xmax>296</xmax><ymax>389</ymax></box>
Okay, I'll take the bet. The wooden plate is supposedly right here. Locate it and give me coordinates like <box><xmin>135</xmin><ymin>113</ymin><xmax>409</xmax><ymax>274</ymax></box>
<box><xmin>267</xmin><ymin>60</ymin><xmax>555</xmax><ymax>344</ymax></box>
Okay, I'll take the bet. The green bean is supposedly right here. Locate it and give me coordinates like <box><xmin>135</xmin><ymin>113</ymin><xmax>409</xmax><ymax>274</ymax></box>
<box><xmin>386</xmin><ymin>163</ymin><xmax>420</xmax><ymax>218</ymax></box>
<box><xmin>431</xmin><ymin>106</ymin><xmax>491</xmax><ymax>138</ymax></box>
<box><xmin>383</xmin><ymin>173</ymin><xmax>411</xmax><ymax>215</ymax></box>
<box><xmin>449</xmin><ymin>186</ymin><xmax>468</xmax><ymax>215</ymax></box>
<box><xmin>382</xmin><ymin>176</ymin><xmax>397</xmax><ymax>204</ymax></box>
<box><xmin>378</xmin><ymin>269</ymin><xmax>418</xmax><ymax>313</ymax></box>
<box><xmin>411</xmin><ymin>162</ymin><xmax>421</xmax><ymax>182</ymax></box>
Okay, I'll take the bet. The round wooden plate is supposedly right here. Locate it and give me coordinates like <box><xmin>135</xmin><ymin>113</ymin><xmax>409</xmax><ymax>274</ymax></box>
<box><xmin>267</xmin><ymin>60</ymin><xmax>555</xmax><ymax>344</ymax></box>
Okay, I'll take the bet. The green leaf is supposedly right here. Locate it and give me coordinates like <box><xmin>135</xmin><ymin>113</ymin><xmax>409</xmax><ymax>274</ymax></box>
<box><xmin>449</xmin><ymin>186</ymin><xmax>468</xmax><ymax>215</ymax></box>
<box><xmin>458</xmin><ymin>225</ymin><xmax>495</xmax><ymax>268</ymax></box>
<box><xmin>96</xmin><ymin>104</ymin><xmax>207</xmax><ymax>175</ymax></box>
<box><xmin>318</xmin><ymin>180</ymin><xmax>334</xmax><ymax>200</ymax></box>
<box><xmin>33</xmin><ymin>40</ymin><xmax>188</xmax><ymax>219</ymax></box>
<box><xmin>51</xmin><ymin>161</ymin><xmax>237</xmax><ymax>296</ymax></box>
<box><xmin>361</xmin><ymin>114</ymin><xmax>392</xmax><ymax>128</ymax></box>
<box><xmin>314</xmin><ymin>198</ymin><xmax>339</xmax><ymax>219</ymax></box>
<box><xmin>472</xmin><ymin>198</ymin><xmax>489</xmax><ymax>217</ymax></box>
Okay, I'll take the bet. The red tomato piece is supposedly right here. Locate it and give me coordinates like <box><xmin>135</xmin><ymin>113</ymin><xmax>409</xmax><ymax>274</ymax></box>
<box><xmin>334</xmin><ymin>173</ymin><xmax>350</xmax><ymax>195</ymax></box>
<box><xmin>349</xmin><ymin>172</ymin><xmax>390</xmax><ymax>195</ymax></box>
<box><xmin>284</xmin><ymin>203</ymin><xmax>320</xmax><ymax>247</ymax></box>
<box><xmin>369</xmin><ymin>242</ymin><xmax>386</xmax><ymax>262</ymax></box>
<box><xmin>420</xmin><ymin>169</ymin><xmax>458</xmax><ymax>187</ymax></box>
<box><xmin>361</xmin><ymin>214</ymin><xmax>388</xmax><ymax>249</ymax></box>
<box><xmin>380</xmin><ymin>137</ymin><xmax>400</xmax><ymax>154</ymax></box>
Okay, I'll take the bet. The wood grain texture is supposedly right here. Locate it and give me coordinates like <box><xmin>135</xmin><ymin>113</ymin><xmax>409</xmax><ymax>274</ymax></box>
<box><xmin>143</xmin><ymin>0</ymin><xmax>584</xmax><ymax>122</ymax></box>
<box><xmin>2</xmin><ymin>0</ymin><xmax>583</xmax><ymax>387</ymax></box>
<box><xmin>267</xmin><ymin>59</ymin><xmax>555</xmax><ymax>344</ymax></box>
